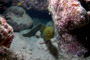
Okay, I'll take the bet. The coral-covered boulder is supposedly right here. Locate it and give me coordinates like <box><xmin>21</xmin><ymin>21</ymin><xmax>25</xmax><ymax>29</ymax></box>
<box><xmin>48</xmin><ymin>0</ymin><xmax>89</xmax><ymax>32</ymax></box>
<box><xmin>3</xmin><ymin>6</ymin><xmax>33</xmax><ymax>32</ymax></box>
<box><xmin>48</xmin><ymin>0</ymin><xmax>90</xmax><ymax>59</ymax></box>
<box><xmin>0</xmin><ymin>17</ymin><xmax>14</xmax><ymax>48</ymax></box>
<box><xmin>12</xmin><ymin>0</ymin><xmax>48</xmax><ymax>11</ymax></box>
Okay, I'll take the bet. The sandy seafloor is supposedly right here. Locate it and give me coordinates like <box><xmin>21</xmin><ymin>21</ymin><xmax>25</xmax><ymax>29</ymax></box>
<box><xmin>9</xmin><ymin>19</ymin><xmax>90</xmax><ymax>60</ymax></box>
<box><xmin>10</xmin><ymin>29</ymin><xmax>59</xmax><ymax>60</ymax></box>
<box><xmin>10</xmin><ymin>29</ymin><xmax>90</xmax><ymax>60</ymax></box>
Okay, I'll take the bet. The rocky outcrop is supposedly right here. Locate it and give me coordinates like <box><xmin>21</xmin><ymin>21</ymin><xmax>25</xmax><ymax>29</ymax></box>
<box><xmin>3</xmin><ymin>6</ymin><xmax>33</xmax><ymax>32</ymax></box>
<box><xmin>48</xmin><ymin>0</ymin><xmax>90</xmax><ymax>58</ymax></box>
<box><xmin>0</xmin><ymin>17</ymin><xmax>14</xmax><ymax>48</ymax></box>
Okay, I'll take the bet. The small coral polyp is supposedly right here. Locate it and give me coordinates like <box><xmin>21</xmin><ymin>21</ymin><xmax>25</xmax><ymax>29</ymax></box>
<box><xmin>0</xmin><ymin>17</ymin><xmax>14</xmax><ymax>48</ymax></box>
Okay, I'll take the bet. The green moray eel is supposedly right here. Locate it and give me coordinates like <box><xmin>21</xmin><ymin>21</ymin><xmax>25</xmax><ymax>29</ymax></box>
<box><xmin>23</xmin><ymin>24</ymin><xmax>42</xmax><ymax>37</ymax></box>
<box><xmin>23</xmin><ymin>24</ymin><xmax>54</xmax><ymax>43</ymax></box>
<box><xmin>40</xmin><ymin>25</ymin><xmax>54</xmax><ymax>44</ymax></box>
<box><xmin>40</xmin><ymin>26</ymin><xmax>54</xmax><ymax>40</ymax></box>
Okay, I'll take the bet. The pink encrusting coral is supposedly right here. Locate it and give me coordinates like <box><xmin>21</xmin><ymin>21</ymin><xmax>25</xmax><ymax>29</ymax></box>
<box><xmin>48</xmin><ymin>0</ymin><xmax>90</xmax><ymax>58</ymax></box>
<box><xmin>48</xmin><ymin>0</ymin><xmax>89</xmax><ymax>32</ymax></box>
<box><xmin>0</xmin><ymin>17</ymin><xmax>14</xmax><ymax>48</ymax></box>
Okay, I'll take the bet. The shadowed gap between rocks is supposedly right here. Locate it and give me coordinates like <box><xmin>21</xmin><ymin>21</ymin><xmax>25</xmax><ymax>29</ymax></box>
<box><xmin>26</xmin><ymin>8</ymin><xmax>52</xmax><ymax>20</ymax></box>
<box><xmin>70</xmin><ymin>23</ymin><xmax>90</xmax><ymax>57</ymax></box>
<box><xmin>79</xmin><ymin>0</ymin><xmax>90</xmax><ymax>11</ymax></box>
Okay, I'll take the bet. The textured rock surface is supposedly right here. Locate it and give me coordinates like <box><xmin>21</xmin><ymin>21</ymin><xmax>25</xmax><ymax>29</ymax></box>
<box><xmin>12</xmin><ymin>0</ymin><xmax>48</xmax><ymax>11</ymax></box>
<box><xmin>0</xmin><ymin>17</ymin><xmax>14</xmax><ymax>48</ymax></box>
<box><xmin>3</xmin><ymin>6</ymin><xmax>33</xmax><ymax>32</ymax></box>
<box><xmin>48</xmin><ymin>0</ymin><xmax>89</xmax><ymax>32</ymax></box>
<box><xmin>48</xmin><ymin>0</ymin><xmax>90</xmax><ymax>58</ymax></box>
<box><xmin>0</xmin><ymin>46</ymin><xmax>14</xmax><ymax>60</ymax></box>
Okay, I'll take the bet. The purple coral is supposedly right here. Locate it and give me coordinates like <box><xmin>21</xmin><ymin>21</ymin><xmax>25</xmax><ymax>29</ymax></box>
<box><xmin>48</xmin><ymin>0</ymin><xmax>89</xmax><ymax>32</ymax></box>
<box><xmin>48</xmin><ymin>0</ymin><xmax>90</xmax><ymax>58</ymax></box>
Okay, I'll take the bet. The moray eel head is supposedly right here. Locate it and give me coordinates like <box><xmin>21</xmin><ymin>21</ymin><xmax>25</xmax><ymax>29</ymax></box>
<box><xmin>43</xmin><ymin>27</ymin><xmax>54</xmax><ymax>40</ymax></box>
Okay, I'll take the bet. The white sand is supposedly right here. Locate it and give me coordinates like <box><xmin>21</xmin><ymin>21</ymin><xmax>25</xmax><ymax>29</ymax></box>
<box><xmin>10</xmin><ymin>29</ymin><xmax>59</xmax><ymax>60</ymax></box>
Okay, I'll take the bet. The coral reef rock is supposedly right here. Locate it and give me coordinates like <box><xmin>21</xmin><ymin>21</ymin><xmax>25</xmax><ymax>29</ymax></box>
<box><xmin>48</xmin><ymin>0</ymin><xmax>90</xmax><ymax>59</ymax></box>
<box><xmin>12</xmin><ymin>0</ymin><xmax>48</xmax><ymax>11</ymax></box>
<box><xmin>0</xmin><ymin>46</ymin><xmax>17</xmax><ymax>60</ymax></box>
<box><xmin>3</xmin><ymin>6</ymin><xmax>33</xmax><ymax>32</ymax></box>
<box><xmin>48</xmin><ymin>0</ymin><xmax>89</xmax><ymax>32</ymax></box>
<box><xmin>0</xmin><ymin>17</ymin><xmax>14</xmax><ymax>48</ymax></box>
